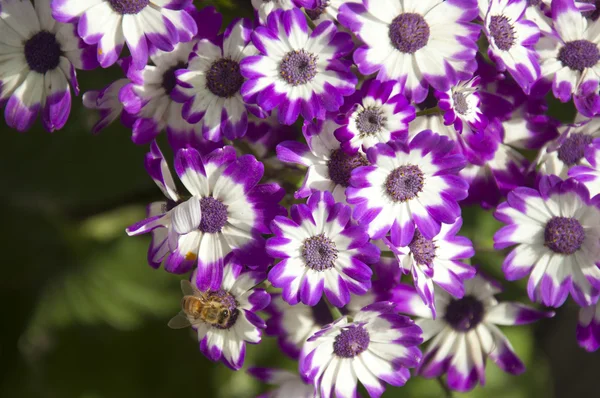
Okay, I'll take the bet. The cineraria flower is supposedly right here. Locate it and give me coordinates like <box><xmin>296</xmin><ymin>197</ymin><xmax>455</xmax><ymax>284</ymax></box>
<box><xmin>338</xmin><ymin>0</ymin><xmax>480</xmax><ymax>103</ymax></box>
<box><xmin>127</xmin><ymin>145</ymin><xmax>285</xmax><ymax>290</ymax></box>
<box><xmin>169</xmin><ymin>258</ymin><xmax>270</xmax><ymax>370</ymax></box>
<box><xmin>335</xmin><ymin>79</ymin><xmax>415</xmax><ymax>154</ymax></box>
<box><xmin>301</xmin><ymin>302</ymin><xmax>423</xmax><ymax>398</ymax></box>
<box><xmin>83</xmin><ymin>78</ymin><xmax>132</xmax><ymax>134</ymax></box>
<box><xmin>241</xmin><ymin>8</ymin><xmax>356</xmax><ymax>125</ymax></box>
<box><xmin>537</xmin><ymin>115</ymin><xmax>600</xmax><ymax>179</ymax></box>
<box><xmin>392</xmin><ymin>274</ymin><xmax>553</xmax><ymax>392</ymax></box>
<box><xmin>175</xmin><ymin>17</ymin><xmax>266</xmax><ymax>142</ymax></box>
<box><xmin>51</xmin><ymin>0</ymin><xmax>198</xmax><ymax>69</ymax></box>
<box><xmin>348</xmin><ymin>131</ymin><xmax>468</xmax><ymax>241</ymax></box>
<box><xmin>251</xmin><ymin>0</ymin><xmax>316</xmax><ymax>23</ymax></box>
<box><xmin>277</xmin><ymin>116</ymin><xmax>370</xmax><ymax>202</ymax></box>
<box><xmin>435</xmin><ymin>76</ymin><xmax>488</xmax><ymax>135</ymax></box>
<box><xmin>578</xmin><ymin>301</ymin><xmax>600</xmax><ymax>352</ymax></box>
<box><xmin>384</xmin><ymin>219</ymin><xmax>476</xmax><ymax>317</ymax></box>
<box><xmin>483</xmin><ymin>0</ymin><xmax>541</xmax><ymax>94</ymax></box>
<box><xmin>267</xmin><ymin>191</ymin><xmax>379</xmax><ymax>307</ymax></box>
<box><xmin>537</xmin><ymin>0</ymin><xmax>600</xmax><ymax>115</ymax></box>
<box><xmin>248</xmin><ymin>368</ymin><xmax>313</xmax><ymax>398</ymax></box>
<box><xmin>118</xmin><ymin>7</ymin><xmax>222</xmax><ymax>145</ymax></box>
<box><xmin>305</xmin><ymin>0</ymin><xmax>361</xmax><ymax>24</ymax></box>
<box><xmin>0</xmin><ymin>0</ymin><xmax>97</xmax><ymax>132</ymax></box>
<box><xmin>569</xmin><ymin>140</ymin><xmax>600</xmax><ymax>198</ymax></box>
<box><xmin>494</xmin><ymin>176</ymin><xmax>600</xmax><ymax>307</ymax></box>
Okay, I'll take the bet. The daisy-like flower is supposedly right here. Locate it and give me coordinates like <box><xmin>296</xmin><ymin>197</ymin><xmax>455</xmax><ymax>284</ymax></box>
<box><xmin>483</xmin><ymin>0</ymin><xmax>541</xmax><ymax>94</ymax></box>
<box><xmin>392</xmin><ymin>274</ymin><xmax>554</xmax><ymax>392</ymax></box>
<box><xmin>305</xmin><ymin>0</ymin><xmax>361</xmax><ymax>24</ymax></box>
<box><xmin>569</xmin><ymin>140</ymin><xmax>600</xmax><ymax>197</ymax></box>
<box><xmin>169</xmin><ymin>258</ymin><xmax>270</xmax><ymax>370</ymax></box>
<box><xmin>537</xmin><ymin>115</ymin><xmax>600</xmax><ymax>179</ymax></box>
<box><xmin>0</xmin><ymin>0</ymin><xmax>97</xmax><ymax>132</ymax></box>
<box><xmin>247</xmin><ymin>368</ymin><xmax>314</xmax><ymax>398</ymax></box>
<box><xmin>384</xmin><ymin>219</ymin><xmax>476</xmax><ymax>317</ymax></box>
<box><xmin>51</xmin><ymin>0</ymin><xmax>198</xmax><ymax>69</ymax></box>
<box><xmin>83</xmin><ymin>78</ymin><xmax>132</xmax><ymax>134</ymax></box>
<box><xmin>578</xmin><ymin>301</ymin><xmax>600</xmax><ymax>352</ymax></box>
<box><xmin>537</xmin><ymin>0</ymin><xmax>600</xmax><ymax>115</ymax></box>
<box><xmin>335</xmin><ymin>79</ymin><xmax>415</xmax><ymax>154</ymax></box>
<box><xmin>338</xmin><ymin>0</ymin><xmax>480</xmax><ymax>103</ymax></box>
<box><xmin>241</xmin><ymin>8</ymin><xmax>356</xmax><ymax>125</ymax></box>
<box><xmin>494</xmin><ymin>176</ymin><xmax>600</xmax><ymax>307</ymax></box>
<box><xmin>267</xmin><ymin>191</ymin><xmax>379</xmax><ymax>307</ymax></box>
<box><xmin>347</xmin><ymin>131</ymin><xmax>469</xmax><ymax>241</ymax></box>
<box><xmin>118</xmin><ymin>6</ymin><xmax>222</xmax><ymax>145</ymax></box>
<box><xmin>175</xmin><ymin>17</ymin><xmax>266</xmax><ymax>142</ymax></box>
<box><xmin>435</xmin><ymin>76</ymin><xmax>488</xmax><ymax>135</ymax></box>
<box><xmin>251</xmin><ymin>0</ymin><xmax>316</xmax><ymax>23</ymax></box>
<box><xmin>277</xmin><ymin>116</ymin><xmax>370</xmax><ymax>202</ymax></box>
<box><xmin>127</xmin><ymin>145</ymin><xmax>285</xmax><ymax>290</ymax></box>
<box><xmin>301</xmin><ymin>302</ymin><xmax>423</xmax><ymax>398</ymax></box>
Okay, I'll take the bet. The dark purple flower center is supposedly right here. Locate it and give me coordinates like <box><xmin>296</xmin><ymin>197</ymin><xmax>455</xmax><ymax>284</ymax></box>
<box><xmin>162</xmin><ymin>62</ymin><xmax>186</xmax><ymax>95</ymax></box>
<box><xmin>385</xmin><ymin>165</ymin><xmax>424</xmax><ymax>202</ymax></box>
<box><xmin>199</xmin><ymin>197</ymin><xmax>228</xmax><ymax>234</ymax></box>
<box><xmin>557</xmin><ymin>133</ymin><xmax>594</xmax><ymax>165</ymax></box>
<box><xmin>526</xmin><ymin>0</ymin><xmax>542</xmax><ymax>6</ymax></box>
<box><xmin>305</xmin><ymin>0</ymin><xmax>329</xmax><ymax>20</ymax></box>
<box><xmin>205</xmin><ymin>289</ymin><xmax>239</xmax><ymax>329</ymax></box>
<box><xmin>356</xmin><ymin>107</ymin><xmax>387</xmax><ymax>136</ymax></box>
<box><xmin>581</xmin><ymin>0</ymin><xmax>600</xmax><ymax>20</ymax></box>
<box><xmin>389</xmin><ymin>13</ymin><xmax>430</xmax><ymax>54</ymax></box>
<box><xmin>280</xmin><ymin>50</ymin><xmax>318</xmax><ymax>86</ymax></box>
<box><xmin>544</xmin><ymin>217</ymin><xmax>585</xmax><ymax>255</ymax></box>
<box><xmin>206</xmin><ymin>58</ymin><xmax>244</xmax><ymax>98</ymax></box>
<box><xmin>108</xmin><ymin>0</ymin><xmax>149</xmax><ymax>14</ymax></box>
<box><xmin>24</xmin><ymin>31</ymin><xmax>62</xmax><ymax>74</ymax></box>
<box><xmin>327</xmin><ymin>149</ymin><xmax>369</xmax><ymax>187</ymax></box>
<box><xmin>489</xmin><ymin>15</ymin><xmax>516</xmax><ymax>51</ymax></box>
<box><xmin>452</xmin><ymin>92</ymin><xmax>469</xmax><ymax>115</ymax></box>
<box><xmin>333</xmin><ymin>324</ymin><xmax>370</xmax><ymax>358</ymax></box>
<box><xmin>302</xmin><ymin>234</ymin><xmax>338</xmax><ymax>271</ymax></box>
<box><xmin>409</xmin><ymin>230</ymin><xmax>436</xmax><ymax>266</ymax></box>
<box><xmin>558</xmin><ymin>40</ymin><xmax>600</xmax><ymax>71</ymax></box>
<box><xmin>444</xmin><ymin>295</ymin><xmax>485</xmax><ymax>332</ymax></box>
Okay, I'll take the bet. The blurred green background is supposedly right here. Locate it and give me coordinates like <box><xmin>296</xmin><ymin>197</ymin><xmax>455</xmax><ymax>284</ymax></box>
<box><xmin>1</xmin><ymin>1</ymin><xmax>599</xmax><ymax>397</ymax></box>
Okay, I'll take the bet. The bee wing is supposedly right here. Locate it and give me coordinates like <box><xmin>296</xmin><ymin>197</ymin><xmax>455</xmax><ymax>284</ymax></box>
<box><xmin>167</xmin><ymin>311</ymin><xmax>192</xmax><ymax>329</ymax></box>
<box><xmin>180</xmin><ymin>279</ymin><xmax>200</xmax><ymax>296</ymax></box>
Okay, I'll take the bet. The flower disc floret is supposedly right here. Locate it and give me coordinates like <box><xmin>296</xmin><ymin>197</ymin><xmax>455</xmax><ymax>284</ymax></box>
<box><xmin>388</xmin><ymin>13</ymin><xmax>430</xmax><ymax>54</ymax></box>
<box><xmin>444</xmin><ymin>295</ymin><xmax>485</xmax><ymax>331</ymax></box>
<box><xmin>332</xmin><ymin>324</ymin><xmax>370</xmax><ymax>358</ymax></box>
<box><xmin>199</xmin><ymin>197</ymin><xmax>229</xmax><ymax>234</ymax></box>
<box><xmin>557</xmin><ymin>133</ymin><xmax>594</xmax><ymax>165</ymax></box>
<box><xmin>489</xmin><ymin>15</ymin><xmax>516</xmax><ymax>51</ymax></box>
<box><xmin>558</xmin><ymin>40</ymin><xmax>600</xmax><ymax>72</ymax></box>
<box><xmin>385</xmin><ymin>165</ymin><xmax>425</xmax><ymax>202</ymax></box>
<box><xmin>206</xmin><ymin>58</ymin><xmax>245</xmax><ymax>98</ymax></box>
<box><xmin>25</xmin><ymin>31</ymin><xmax>62</xmax><ymax>73</ymax></box>
<box><xmin>279</xmin><ymin>49</ymin><xmax>318</xmax><ymax>86</ymax></box>
<box><xmin>108</xmin><ymin>0</ymin><xmax>149</xmax><ymax>14</ymax></box>
<box><xmin>544</xmin><ymin>217</ymin><xmax>585</xmax><ymax>255</ymax></box>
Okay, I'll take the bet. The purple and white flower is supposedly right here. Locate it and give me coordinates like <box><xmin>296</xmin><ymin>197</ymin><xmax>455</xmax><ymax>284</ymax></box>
<box><xmin>338</xmin><ymin>0</ymin><xmax>480</xmax><ymax>103</ymax></box>
<box><xmin>127</xmin><ymin>145</ymin><xmax>285</xmax><ymax>290</ymax></box>
<box><xmin>335</xmin><ymin>79</ymin><xmax>415</xmax><ymax>154</ymax></box>
<box><xmin>569</xmin><ymin>140</ymin><xmax>600</xmax><ymax>198</ymax></box>
<box><xmin>51</xmin><ymin>0</ymin><xmax>198</xmax><ymax>70</ymax></box>
<box><xmin>537</xmin><ymin>0</ymin><xmax>600</xmax><ymax>115</ymax></box>
<box><xmin>577</xmin><ymin>301</ymin><xmax>600</xmax><ymax>352</ymax></box>
<box><xmin>494</xmin><ymin>176</ymin><xmax>600</xmax><ymax>307</ymax></box>
<box><xmin>277</xmin><ymin>116</ymin><xmax>370</xmax><ymax>202</ymax></box>
<box><xmin>83</xmin><ymin>78</ymin><xmax>132</xmax><ymax>134</ymax></box>
<box><xmin>118</xmin><ymin>6</ymin><xmax>222</xmax><ymax>145</ymax></box>
<box><xmin>436</xmin><ymin>77</ymin><xmax>488</xmax><ymax>136</ymax></box>
<box><xmin>266</xmin><ymin>191</ymin><xmax>379</xmax><ymax>307</ymax></box>
<box><xmin>384</xmin><ymin>219</ymin><xmax>476</xmax><ymax>317</ymax></box>
<box><xmin>248</xmin><ymin>368</ymin><xmax>314</xmax><ymax>398</ymax></box>
<box><xmin>392</xmin><ymin>274</ymin><xmax>554</xmax><ymax>392</ymax></box>
<box><xmin>241</xmin><ymin>8</ymin><xmax>356</xmax><ymax>125</ymax></box>
<box><xmin>175</xmin><ymin>17</ymin><xmax>266</xmax><ymax>142</ymax></box>
<box><xmin>347</xmin><ymin>131</ymin><xmax>469</xmax><ymax>241</ymax></box>
<box><xmin>0</xmin><ymin>0</ymin><xmax>97</xmax><ymax>132</ymax></box>
<box><xmin>251</xmin><ymin>0</ymin><xmax>316</xmax><ymax>23</ymax></box>
<box><xmin>301</xmin><ymin>302</ymin><xmax>423</xmax><ymax>398</ymax></box>
<box><xmin>172</xmin><ymin>258</ymin><xmax>270</xmax><ymax>370</ymax></box>
<box><xmin>483</xmin><ymin>0</ymin><xmax>540</xmax><ymax>94</ymax></box>
<box><xmin>537</xmin><ymin>115</ymin><xmax>600</xmax><ymax>179</ymax></box>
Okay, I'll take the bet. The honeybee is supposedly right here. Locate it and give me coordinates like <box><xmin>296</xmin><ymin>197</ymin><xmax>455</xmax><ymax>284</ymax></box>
<box><xmin>168</xmin><ymin>280</ymin><xmax>233</xmax><ymax>329</ymax></box>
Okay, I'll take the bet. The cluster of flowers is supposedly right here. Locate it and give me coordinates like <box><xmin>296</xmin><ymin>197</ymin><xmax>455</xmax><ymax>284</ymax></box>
<box><xmin>3</xmin><ymin>0</ymin><xmax>600</xmax><ymax>396</ymax></box>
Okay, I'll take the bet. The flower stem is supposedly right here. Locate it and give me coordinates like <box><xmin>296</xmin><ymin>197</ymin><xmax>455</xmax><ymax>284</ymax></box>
<box><xmin>437</xmin><ymin>376</ymin><xmax>453</xmax><ymax>398</ymax></box>
<box><xmin>325</xmin><ymin>299</ymin><xmax>344</xmax><ymax>321</ymax></box>
<box><xmin>416</xmin><ymin>106</ymin><xmax>442</xmax><ymax>117</ymax></box>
